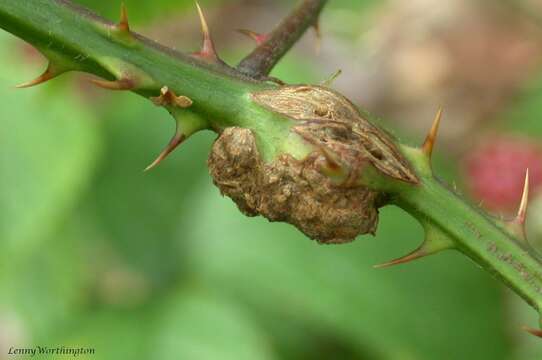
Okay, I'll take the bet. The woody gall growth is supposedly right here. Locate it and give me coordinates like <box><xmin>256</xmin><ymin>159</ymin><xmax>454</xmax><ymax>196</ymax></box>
<box><xmin>1</xmin><ymin>0</ymin><xmax>542</xmax><ymax>338</ymax></box>
<box><xmin>210</xmin><ymin>85</ymin><xmax>418</xmax><ymax>244</ymax></box>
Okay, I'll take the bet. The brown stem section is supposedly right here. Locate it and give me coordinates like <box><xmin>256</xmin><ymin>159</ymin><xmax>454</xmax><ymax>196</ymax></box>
<box><xmin>237</xmin><ymin>0</ymin><xmax>328</xmax><ymax>78</ymax></box>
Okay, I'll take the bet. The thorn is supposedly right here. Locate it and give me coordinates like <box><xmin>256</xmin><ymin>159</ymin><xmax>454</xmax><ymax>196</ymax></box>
<box><xmin>237</xmin><ymin>29</ymin><xmax>268</xmax><ymax>45</ymax></box>
<box><xmin>523</xmin><ymin>326</ymin><xmax>542</xmax><ymax>338</ymax></box>
<box><xmin>144</xmin><ymin>132</ymin><xmax>185</xmax><ymax>171</ymax></box>
<box><xmin>373</xmin><ymin>245</ymin><xmax>429</xmax><ymax>269</ymax></box>
<box><xmin>91</xmin><ymin>77</ymin><xmax>134</xmax><ymax>90</ymax></box>
<box><xmin>118</xmin><ymin>2</ymin><xmax>130</xmax><ymax>32</ymax></box>
<box><xmin>151</xmin><ymin>86</ymin><xmax>193</xmax><ymax>108</ymax></box>
<box><xmin>374</xmin><ymin>225</ymin><xmax>454</xmax><ymax>269</ymax></box>
<box><xmin>507</xmin><ymin>169</ymin><xmax>530</xmax><ymax>241</ymax></box>
<box><xmin>422</xmin><ymin>107</ymin><xmax>443</xmax><ymax>158</ymax></box>
<box><xmin>16</xmin><ymin>64</ymin><xmax>61</xmax><ymax>88</ymax></box>
<box><xmin>193</xmin><ymin>2</ymin><xmax>219</xmax><ymax>61</ymax></box>
<box><xmin>517</xmin><ymin>169</ymin><xmax>530</xmax><ymax>225</ymax></box>
<box><xmin>321</xmin><ymin>69</ymin><xmax>342</xmax><ymax>87</ymax></box>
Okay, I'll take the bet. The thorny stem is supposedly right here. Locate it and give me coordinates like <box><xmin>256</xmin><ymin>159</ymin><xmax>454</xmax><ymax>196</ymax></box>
<box><xmin>237</xmin><ymin>0</ymin><xmax>328</xmax><ymax>78</ymax></box>
<box><xmin>396</xmin><ymin>147</ymin><xmax>542</xmax><ymax>312</ymax></box>
<box><xmin>0</xmin><ymin>0</ymin><xmax>284</xmax><ymax>135</ymax></box>
<box><xmin>1</xmin><ymin>0</ymin><xmax>542</xmax><ymax>335</ymax></box>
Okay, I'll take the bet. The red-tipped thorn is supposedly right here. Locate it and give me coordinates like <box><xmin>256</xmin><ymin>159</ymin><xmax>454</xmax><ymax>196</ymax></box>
<box><xmin>517</xmin><ymin>169</ymin><xmax>530</xmax><ymax>225</ymax></box>
<box><xmin>237</xmin><ymin>29</ymin><xmax>268</xmax><ymax>46</ymax></box>
<box><xmin>523</xmin><ymin>326</ymin><xmax>542</xmax><ymax>338</ymax></box>
<box><xmin>91</xmin><ymin>77</ymin><xmax>134</xmax><ymax>90</ymax></box>
<box><xmin>373</xmin><ymin>246</ymin><xmax>428</xmax><ymax>269</ymax></box>
<box><xmin>151</xmin><ymin>86</ymin><xmax>193</xmax><ymax>108</ymax></box>
<box><xmin>422</xmin><ymin>107</ymin><xmax>443</xmax><ymax>158</ymax></box>
<box><xmin>144</xmin><ymin>132</ymin><xmax>186</xmax><ymax>172</ymax></box>
<box><xmin>118</xmin><ymin>2</ymin><xmax>130</xmax><ymax>32</ymax></box>
<box><xmin>193</xmin><ymin>2</ymin><xmax>219</xmax><ymax>61</ymax></box>
<box><xmin>16</xmin><ymin>64</ymin><xmax>59</xmax><ymax>88</ymax></box>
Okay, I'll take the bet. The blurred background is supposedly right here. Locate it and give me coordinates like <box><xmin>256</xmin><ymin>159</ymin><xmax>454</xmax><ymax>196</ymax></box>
<box><xmin>2</xmin><ymin>0</ymin><xmax>542</xmax><ymax>358</ymax></box>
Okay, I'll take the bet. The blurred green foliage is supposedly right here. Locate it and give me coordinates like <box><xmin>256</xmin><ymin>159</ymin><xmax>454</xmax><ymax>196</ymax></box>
<box><xmin>1</xmin><ymin>0</ymin><xmax>542</xmax><ymax>359</ymax></box>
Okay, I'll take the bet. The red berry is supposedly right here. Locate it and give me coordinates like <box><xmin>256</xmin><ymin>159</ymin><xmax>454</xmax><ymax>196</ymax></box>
<box><xmin>463</xmin><ymin>136</ymin><xmax>542</xmax><ymax>212</ymax></box>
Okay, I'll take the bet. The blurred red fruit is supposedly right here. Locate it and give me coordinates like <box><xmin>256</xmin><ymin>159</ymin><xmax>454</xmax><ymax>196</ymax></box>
<box><xmin>463</xmin><ymin>136</ymin><xmax>542</xmax><ymax>213</ymax></box>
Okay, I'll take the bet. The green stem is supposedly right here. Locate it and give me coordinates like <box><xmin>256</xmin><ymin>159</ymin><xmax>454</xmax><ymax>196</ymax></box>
<box><xmin>0</xmin><ymin>0</ymin><xmax>271</xmax><ymax>125</ymax></box>
<box><xmin>395</xmin><ymin>147</ymin><xmax>542</xmax><ymax>312</ymax></box>
<box><xmin>0</xmin><ymin>0</ymin><xmax>313</xmax><ymax>162</ymax></box>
